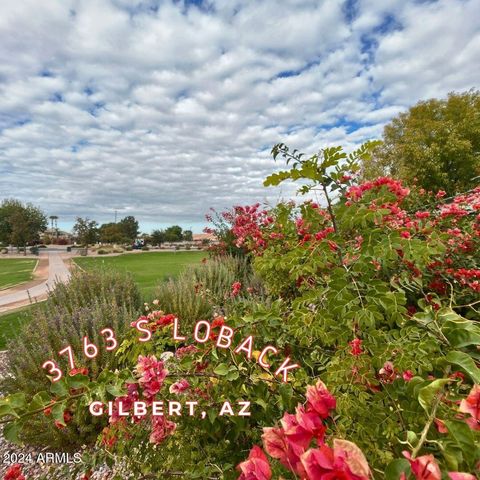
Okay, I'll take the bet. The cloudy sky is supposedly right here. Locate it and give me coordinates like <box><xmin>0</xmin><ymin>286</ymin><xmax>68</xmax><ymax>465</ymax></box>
<box><xmin>0</xmin><ymin>0</ymin><xmax>479</xmax><ymax>233</ymax></box>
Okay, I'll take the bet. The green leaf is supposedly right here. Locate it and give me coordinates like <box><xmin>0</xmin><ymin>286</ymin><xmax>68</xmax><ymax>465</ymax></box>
<box><xmin>255</xmin><ymin>399</ymin><xmax>268</xmax><ymax>411</ymax></box>
<box><xmin>50</xmin><ymin>379</ymin><xmax>68</xmax><ymax>397</ymax></box>
<box><xmin>263</xmin><ymin>171</ymin><xmax>291</xmax><ymax>187</ymax></box>
<box><xmin>445</xmin><ymin>351</ymin><xmax>480</xmax><ymax>383</ymax></box>
<box><xmin>444</xmin><ymin>420</ymin><xmax>476</xmax><ymax>464</ymax></box>
<box><xmin>385</xmin><ymin>459</ymin><xmax>410</xmax><ymax>480</ymax></box>
<box><xmin>67</xmin><ymin>374</ymin><xmax>90</xmax><ymax>389</ymax></box>
<box><xmin>418</xmin><ymin>379</ymin><xmax>450</xmax><ymax>412</ymax></box>
<box><xmin>225</xmin><ymin>370</ymin><xmax>239</xmax><ymax>381</ymax></box>
<box><xmin>0</xmin><ymin>404</ymin><xmax>17</xmax><ymax>418</ymax></box>
<box><xmin>213</xmin><ymin>363</ymin><xmax>229</xmax><ymax>376</ymax></box>
<box><xmin>3</xmin><ymin>422</ymin><xmax>21</xmax><ymax>443</ymax></box>
<box><xmin>106</xmin><ymin>384</ymin><xmax>127</xmax><ymax>397</ymax></box>
<box><xmin>8</xmin><ymin>393</ymin><xmax>26</xmax><ymax>409</ymax></box>
<box><xmin>30</xmin><ymin>391</ymin><xmax>51</xmax><ymax>411</ymax></box>
<box><xmin>51</xmin><ymin>402</ymin><xmax>66</xmax><ymax>426</ymax></box>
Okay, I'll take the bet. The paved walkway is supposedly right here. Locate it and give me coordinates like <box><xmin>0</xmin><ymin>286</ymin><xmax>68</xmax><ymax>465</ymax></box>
<box><xmin>0</xmin><ymin>252</ymin><xmax>70</xmax><ymax>312</ymax></box>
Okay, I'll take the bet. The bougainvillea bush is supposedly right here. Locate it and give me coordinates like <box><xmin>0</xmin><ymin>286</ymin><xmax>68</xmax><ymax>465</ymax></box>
<box><xmin>1</xmin><ymin>142</ymin><xmax>480</xmax><ymax>479</ymax></box>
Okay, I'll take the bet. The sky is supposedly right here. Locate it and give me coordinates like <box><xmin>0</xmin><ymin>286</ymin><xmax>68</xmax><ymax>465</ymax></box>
<box><xmin>0</xmin><ymin>0</ymin><xmax>479</xmax><ymax>234</ymax></box>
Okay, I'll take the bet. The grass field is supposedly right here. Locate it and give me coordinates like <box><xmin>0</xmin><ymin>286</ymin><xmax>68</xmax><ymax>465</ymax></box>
<box><xmin>0</xmin><ymin>258</ymin><xmax>38</xmax><ymax>290</ymax></box>
<box><xmin>0</xmin><ymin>251</ymin><xmax>206</xmax><ymax>348</ymax></box>
<box><xmin>0</xmin><ymin>307</ymin><xmax>32</xmax><ymax>349</ymax></box>
<box><xmin>74</xmin><ymin>251</ymin><xmax>206</xmax><ymax>297</ymax></box>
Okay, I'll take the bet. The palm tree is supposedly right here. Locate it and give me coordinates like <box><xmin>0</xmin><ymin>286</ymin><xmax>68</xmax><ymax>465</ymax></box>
<box><xmin>49</xmin><ymin>215</ymin><xmax>59</xmax><ymax>239</ymax></box>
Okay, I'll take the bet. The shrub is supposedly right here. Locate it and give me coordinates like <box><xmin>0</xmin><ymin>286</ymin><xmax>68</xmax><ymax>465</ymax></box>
<box><xmin>97</xmin><ymin>248</ymin><xmax>109</xmax><ymax>254</ymax></box>
<box><xmin>142</xmin><ymin>246</ymin><xmax>150</xmax><ymax>251</ymax></box>
<box><xmin>154</xmin><ymin>255</ymin><xmax>264</xmax><ymax>328</ymax></box>
<box><xmin>1</xmin><ymin>270</ymin><xmax>142</xmax><ymax>448</ymax></box>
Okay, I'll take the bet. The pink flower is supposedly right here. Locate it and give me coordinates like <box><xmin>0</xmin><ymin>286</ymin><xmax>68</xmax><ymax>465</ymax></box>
<box><xmin>448</xmin><ymin>473</ymin><xmax>477</xmax><ymax>480</ymax></box>
<box><xmin>305</xmin><ymin>380</ymin><xmax>336</xmax><ymax>419</ymax></box>
<box><xmin>301</xmin><ymin>440</ymin><xmax>370</xmax><ymax>480</ymax></box>
<box><xmin>400</xmin><ymin>230</ymin><xmax>411</xmax><ymax>239</ymax></box>
<box><xmin>436</xmin><ymin>190</ymin><xmax>446</xmax><ymax>199</ymax></box>
<box><xmin>136</xmin><ymin>355</ymin><xmax>168</xmax><ymax>400</ymax></box>
<box><xmin>175</xmin><ymin>345</ymin><xmax>199</xmax><ymax>359</ymax></box>
<box><xmin>169</xmin><ymin>379</ymin><xmax>190</xmax><ymax>395</ymax></box>
<box><xmin>295</xmin><ymin>404</ymin><xmax>326</xmax><ymax>444</ymax></box>
<box><xmin>402</xmin><ymin>370</ymin><xmax>414</xmax><ymax>382</ymax></box>
<box><xmin>150</xmin><ymin>415</ymin><xmax>176</xmax><ymax>444</ymax></box>
<box><xmin>236</xmin><ymin>445</ymin><xmax>272</xmax><ymax>480</ymax></box>
<box><xmin>403</xmin><ymin>451</ymin><xmax>441</xmax><ymax>480</ymax></box>
<box><xmin>262</xmin><ymin>426</ymin><xmax>305</xmax><ymax>476</ymax></box>
<box><xmin>459</xmin><ymin>384</ymin><xmax>480</xmax><ymax>430</ymax></box>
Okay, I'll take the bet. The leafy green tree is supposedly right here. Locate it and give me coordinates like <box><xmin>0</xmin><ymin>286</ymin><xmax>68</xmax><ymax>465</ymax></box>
<box><xmin>98</xmin><ymin>223</ymin><xmax>127</xmax><ymax>244</ymax></box>
<box><xmin>0</xmin><ymin>199</ymin><xmax>47</xmax><ymax>253</ymax></box>
<box><xmin>164</xmin><ymin>225</ymin><xmax>183</xmax><ymax>242</ymax></box>
<box><xmin>361</xmin><ymin>90</ymin><xmax>480</xmax><ymax>195</ymax></box>
<box><xmin>73</xmin><ymin>217</ymin><xmax>99</xmax><ymax>255</ymax></box>
<box><xmin>183</xmin><ymin>230</ymin><xmax>193</xmax><ymax>241</ymax></box>
<box><xmin>118</xmin><ymin>216</ymin><xmax>139</xmax><ymax>241</ymax></box>
<box><xmin>150</xmin><ymin>229</ymin><xmax>166</xmax><ymax>246</ymax></box>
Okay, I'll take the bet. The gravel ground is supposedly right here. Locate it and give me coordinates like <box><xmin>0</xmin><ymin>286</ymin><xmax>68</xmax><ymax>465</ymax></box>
<box><xmin>0</xmin><ymin>351</ymin><xmax>115</xmax><ymax>480</ymax></box>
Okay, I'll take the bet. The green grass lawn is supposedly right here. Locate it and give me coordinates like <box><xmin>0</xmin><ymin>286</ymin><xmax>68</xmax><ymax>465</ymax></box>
<box><xmin>0</xmin><ymin>258</ymin><xmax>38</xmax><ymax>290</ymax></box>
<box><xmin>74</xmin><ymin>251</ymin><xmax>206</xmax><ymax>297</ymax></box>
<box><xmin>0</xmin><ymin>251</ymin><xmax>205</xmax><ymax>349</ymax></box>
<box><xmin>0</xmin><ymin>307</ymin><xmax>32</xmax><ymax>349</ymax></box>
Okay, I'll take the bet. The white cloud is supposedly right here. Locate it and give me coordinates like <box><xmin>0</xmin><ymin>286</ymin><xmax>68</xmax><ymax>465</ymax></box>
<box><xmin>0</xmin><ymin>0</ymin><xmax>479</xmax><ymax>231</ymax></box>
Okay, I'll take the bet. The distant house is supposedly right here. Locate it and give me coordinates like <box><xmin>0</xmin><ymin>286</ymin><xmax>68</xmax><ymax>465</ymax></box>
<box><xmin>41</xmin><ymin>228</ymin><xmax>73</xmax><ymax>245</ymax></box>
<box><xmin>192</xmin><ymin>233</ymin><xmax>217</xmax><ymax>246</ymax></box>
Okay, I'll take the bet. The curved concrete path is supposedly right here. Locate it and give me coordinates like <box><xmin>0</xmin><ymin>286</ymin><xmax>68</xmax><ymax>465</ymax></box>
<box><xmin>0</xmin><ymin>252</ymin><xmax>70</xmax><ymax>312</ymax></box>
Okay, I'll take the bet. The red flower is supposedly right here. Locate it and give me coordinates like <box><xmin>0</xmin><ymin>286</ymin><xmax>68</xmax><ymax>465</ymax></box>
<box><xmin>301</xmin><ymin>440</ymin><xmax>370</xmax><ymax>480</ymax></box>
<box><xmin>349</xmin><ymin>338</ymin><xmax>363</xmax><ymax>356</ymax></box>
<box><xmin>305</xmin><ymin>380</ymin><xmax>336</xmax><ymax>419</ymax></box>
<box><xmin>400</xmin><ymin>230</ymin><xmax>411</xmax><ymax>239</ymax></box>
<box><xmin>402</xmin><ymin>370</ymin><xmax>414</xmax><ymax>382</ymax></box>
<box><xmin>459</xmin><ymin>384</ymin><xmax>480</xmax><ymax>430</ymax></box>
<box><xmin>434</xmin><ymin>418</ymin><xmax>448</xmax><ymax>434</ymax></box>
<box><xmin>403</xmin><ymin>451</ymin><xmax>441</xmax><ymax>480</ymax></box>
<box><xmin>327</xmin><ymin>240</ymin><xmax>339</xmax><ymax>252</ymax></box>
<box><xmin>156</xmin><ymin>313</ymin><xmax>176</xmax><ymax>327</ymax></box>
<box><xmin>81</xmin><ymin>470</ymin><xmax>93</xmax><ymax>480</ymax></box>
<box><xmin>211</xmin><ymin>316</ymin><xmax>226</xmax><ymax>329</ymax></box>
<box><xmin>69</xmin><ymin>367</ymin><xmax>88</xmax><ymax>376</ymax></box>
<box><xmin>236</xmin><ymin>445</ymin><xmax>272</xmax><ymax>480</ymax></box>
<box><xmin>231</xmin><ymin>281</ymin><xmax>242</xmax><ymax>297</ymax></box>
<box><xmin>4</xmin><ymin>464</ymin><xmax>25</xmax><ymax>480</ymax></box>
<box><xmin>378</xmin><ymin>361</ymin><xmax>398</xmax><ymax>384</ymax></box>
